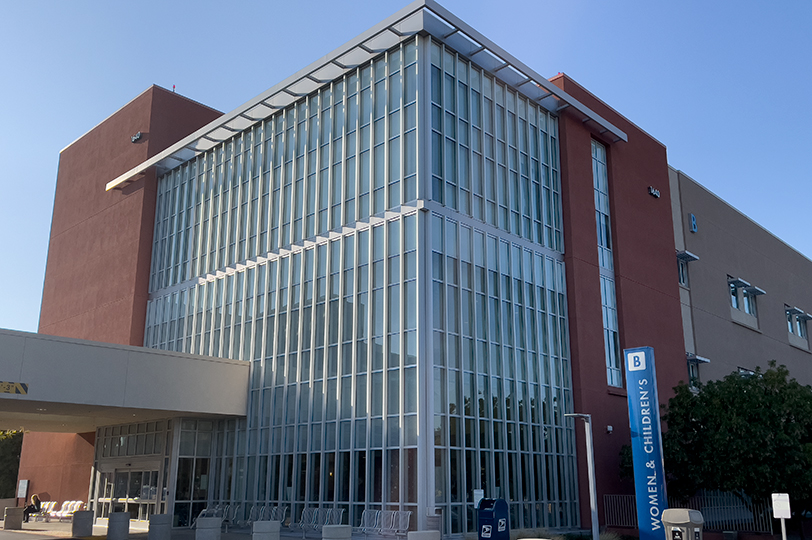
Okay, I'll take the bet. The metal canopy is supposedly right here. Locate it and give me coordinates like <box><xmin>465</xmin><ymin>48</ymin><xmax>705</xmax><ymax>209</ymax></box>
<box><xmin>106</xmin><ymin>0</ymin><xmax>627</xmax><ymax>191</ymax></box>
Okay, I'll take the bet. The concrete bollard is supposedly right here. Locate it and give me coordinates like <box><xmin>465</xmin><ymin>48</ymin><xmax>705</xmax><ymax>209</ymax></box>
<box><xmin>3</xmin><ymin>507</ymin><xmax>23</xmax><ymax>530</ymax></box>
<box><xmin>148</xmin><ymin>514</ymin><xmax>172</xmax><ymax>540</ymax></box>
<box><xmin>252</xmin><ymin>519</ymin><xmax>281</xmax><ymax>540</ymax></box>
<box><xmin>195</xmin><ymin>516</ymin><xmax>222</xmax><ymax>540</ymax></box>
<box><xmin>72</xmin><ymin>510</ymin><xmax>94</xmax><ymax>537</ymax></box>
<box><xmin>322</xmin><ymin>524</ymin><xmax>352</xmax><ymax>540</ymax></box>
<box><xmin>424</xmin><ymin>514</ymin><xmax>441</xmax><ymax>532</ymax></box>
<box><xmin>107</xmin><ymin>511</ymin><xmax>130</xmax><ymax>540</ymax></box>
<box><xmin>408</xmin><ymin>532</ymin><xmax>441</xmax><ymax>540</ymax></box>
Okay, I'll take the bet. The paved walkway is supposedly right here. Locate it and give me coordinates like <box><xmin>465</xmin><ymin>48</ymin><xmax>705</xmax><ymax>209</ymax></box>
<box><xmin>0</xmin><ymin>518</ymin><xmax>150</xmax><ymax>539</ymax></box>
<box><xmin>0</xmin><ymin>519</ymin><xmax>358</xmax><ymax>540</ymax></box>
<box><xmin>0</xmin><ymin>519</ymin><xmax>311</xmax><ymax>540</ymax></box>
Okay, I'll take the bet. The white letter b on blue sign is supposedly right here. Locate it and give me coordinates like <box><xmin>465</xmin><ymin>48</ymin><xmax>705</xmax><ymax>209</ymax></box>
<box><xmin>628</xmin><ymin>351</ymin><xmax>646</xmax><ymax>371</ymax></box>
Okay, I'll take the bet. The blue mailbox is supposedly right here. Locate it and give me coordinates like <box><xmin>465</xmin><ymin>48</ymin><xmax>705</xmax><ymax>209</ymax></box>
<box><xmin>478</xmin><ymin>498</ymin><xmax>509</xmax><ymax>540</ymax></box>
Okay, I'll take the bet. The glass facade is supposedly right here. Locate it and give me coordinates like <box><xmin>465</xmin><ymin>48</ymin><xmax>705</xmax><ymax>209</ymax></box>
<box><xmin>429</xmin><ymin>214</ymin><xmax>575</xmax><ymax>531</ymax></box>
<box><xmin>428</xmin><ymin>41</ymin><xmax>562</xmax><ymax>250</ymax></box>
<box><xmin>592</xmin><ymin>140</ymin><xmax>621</xmax><ymax>388</ymax></box>
<box><xmin>91</xmin><ymin>420</ymin><xmax>173</xmax><ymax>521</ymax></box>
<box><xmin>142</xmin><ymin>35</ymin><xmax>577</xmax><ymax>534</ymax></box>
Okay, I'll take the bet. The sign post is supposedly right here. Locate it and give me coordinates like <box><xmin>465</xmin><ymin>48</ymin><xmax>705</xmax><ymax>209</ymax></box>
<box><xmin>772</xmin><ymin>493</ymin><xmax>790</xmax><ymax>540</ymax></box>
<box><xmin>565</xmin><ymin>413</ymin><xmax>599</xmax><ymax>540</ymax></box>
<box><xmin>624</xmin><ymin>347</ymin><xmax>667</xmax><ymax>540</ymax></box>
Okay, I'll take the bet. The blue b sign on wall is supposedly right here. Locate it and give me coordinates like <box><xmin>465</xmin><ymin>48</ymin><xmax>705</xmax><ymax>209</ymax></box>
<box><xmin>624</xmin><ymin>347</ymin><xmax>667</xmax><ymax>540</ymax></box>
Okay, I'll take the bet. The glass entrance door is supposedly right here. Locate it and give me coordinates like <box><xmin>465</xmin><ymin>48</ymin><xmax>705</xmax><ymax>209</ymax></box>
<box><xmin>97</xmin><ymin>469</ymin><xmax>159</xmax><ymax>520</ymax></box>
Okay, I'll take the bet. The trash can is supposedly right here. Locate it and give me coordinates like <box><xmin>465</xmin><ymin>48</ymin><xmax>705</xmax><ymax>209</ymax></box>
<box><xmin>662</xmin><ymin>509</ymin><xmax>704</xmax><ymax>540</ymax></box>
<box><xmin>477</xmin><ymin>499</ymin><xmax>509</xmax><ymax>540</ymax></box>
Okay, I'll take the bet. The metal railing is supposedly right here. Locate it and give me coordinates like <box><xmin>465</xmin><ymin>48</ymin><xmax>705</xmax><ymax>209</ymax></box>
<box><xmin>603</xmin><ymin>494</ymin><xmax>638</xmax><ymax>528</ymax></box>
<box><xmin>604</xmin><ymin>492</ymin><xmax>773</xmax><ymax>534</ymax></box>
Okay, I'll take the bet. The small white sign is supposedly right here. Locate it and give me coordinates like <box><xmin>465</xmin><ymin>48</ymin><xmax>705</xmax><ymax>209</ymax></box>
<box><xmin>627</xmin><ymin>351</ymin><xmax>646</xmax><ymax>371</ymax></box>
<box><xmin>498</xmin><ymin>518</ymin><xmax>506</xmax><ymax>532</ymax></box>
<box><xmin>482</xmin><ymin>525</ymin><xmax>492</xmax><ymax>538</ymax></box>
<box><xmin>474</xmin><ymin>489</ymin><xmax>484</xmax><ymax>508</ymax></box>
<box><xmin>17</xmin><ymin>479</ymin><xmax>28</xmax><ymax>499</ymax></box>
<box><xmin>772</xmin><ymin>493</ymin><xmax>791</xmax><ymax>519</ymax></box>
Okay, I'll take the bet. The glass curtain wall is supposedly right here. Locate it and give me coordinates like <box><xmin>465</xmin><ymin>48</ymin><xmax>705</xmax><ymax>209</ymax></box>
<box><xmin>427</xmin><ymin>38</ymin><xmax>577</xmax><ymax>534</ymax></box>
<box><xmin>173</xmin><ymin>420</ymin><xmax>215</xmax><ymax>526</ymax></box>
<box><xmin>144</xmin><ymin>34</ymin><xmax>577</xmax><ymax>535</ymax></box>
<box><xmin>145</xmin><ymin>38</ymin><xmax>421</xmax><ymax>528</ymax></box>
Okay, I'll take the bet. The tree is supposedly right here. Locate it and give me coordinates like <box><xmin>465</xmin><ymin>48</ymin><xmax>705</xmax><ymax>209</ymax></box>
<box><xmin>0</xmin><ymin>430</ymin><xmax>23</xmax><ymax>498</ymax></box>
<box><xmin>661</xmin><ymin>361</ymin><xmax>812</xmax><ymax>513</ymax></box>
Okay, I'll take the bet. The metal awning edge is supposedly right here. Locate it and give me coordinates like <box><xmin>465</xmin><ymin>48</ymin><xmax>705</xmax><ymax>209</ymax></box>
<box><xmin>422</xmin><ymin>0</ymin><xmax>627</xmax><ymax>144</ymax></box>
<box><xmin>106</xmin><ymin>0</ymin><xmax>627</xmax><ymax>192</ymax></box>
<box><xmin>105</xmin><ymin>0</ymin><xmax>429</xmax><ymax>191</ymax></box>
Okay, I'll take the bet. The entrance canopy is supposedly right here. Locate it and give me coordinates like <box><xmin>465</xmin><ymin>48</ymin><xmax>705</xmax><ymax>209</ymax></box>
<box><xmin>0</xmin><ymin>329</ymin><xmax>249</xmax><ymax>432</ymax></box>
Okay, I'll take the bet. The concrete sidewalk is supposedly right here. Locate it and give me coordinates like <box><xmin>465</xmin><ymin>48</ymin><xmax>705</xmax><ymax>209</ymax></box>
<box><xmin>0</xmin><ymin>519</ymin><xmax>379</xmax><ymax>540</ymax></box>
<box><xmin>0</xmin><ymin>519</ymin><xmax>149</xmax><ymax>540</ymax></box>
<box><xmin>0</xmin><ymin>519</ymin><xmax>148</xmax><ymax>540</ymax></box>
<box><xmin>0</xmin><ymin>520</ymin><xmax>264</xmax><ymax>540</ymax></box>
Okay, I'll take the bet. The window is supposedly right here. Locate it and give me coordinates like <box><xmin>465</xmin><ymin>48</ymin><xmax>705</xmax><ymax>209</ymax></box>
<box><xmin>593</xmin><ymin>140</ymin><xmax>621</xmax><ymax>387</ymax></box>
<box><xmin>742</xmin><ymin>289</ymin><xmax>758</xmax><ymax>316</ymax></box>
<box><xmin>785</xmin><ymin>306</ymin><xmax>810</xmax><ymax>345</ymax></box>
<box><xmin>678</xmin><ymin>259</ymin><xmax>689</xmax><ymax>287</ymax></box>
<box><xmin>737</xmin><ymin>367</ymin><xmax>756</xmax><ymax>377</ymax></box>
<box><xmin>676</xmin><ymin>251</ymin><xmax>698</xmax><ymax>288</ymax></box>
<box><xmin>601</xmin><ymin>276</ymin><xmax>621</xmax><ymax>387</ymax></box>
<box><xmin>592</xmin><ymin>141</ymin><xmax>612</xmax><ymax>271</ymax></box>
<box><xmin>729</xmin><ymin>281</ymin><xmax>739</xmax><ymax>309</ymax></box>
<box><xmin>687</xmin><ymin>361</ymin><xmax>700</xmax><ymax>390</ymax></box>
<box><xmin>727</xmin><ymin>276</ymin><xmax>764</xmax><ymax>316</ymax></box>
<box><xmin>686</xmin><ymin>352</ymin><xmax>709</xmax><ymax>391</ymax></box>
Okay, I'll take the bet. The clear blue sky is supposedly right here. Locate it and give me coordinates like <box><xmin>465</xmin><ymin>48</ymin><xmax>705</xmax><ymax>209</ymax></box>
<box><xmin>1</xmin><ymin>1</ymin><xmax>810</xmax><ymax>333</ymax></box>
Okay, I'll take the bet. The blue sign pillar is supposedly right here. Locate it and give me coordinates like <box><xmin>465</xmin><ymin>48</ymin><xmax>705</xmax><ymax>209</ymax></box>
<box><xmin>624</xmin><ymin>347</ymin><xmax>667</xmax><ymax>540</ymax></box>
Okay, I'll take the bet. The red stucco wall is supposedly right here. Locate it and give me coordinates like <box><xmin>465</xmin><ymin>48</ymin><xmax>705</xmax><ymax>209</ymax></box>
<box><xmin>550</xmin><ymin>74</ymin><xmax>686</xmax><ymax>527</ymax></box>
<box><xmin>23</xmin><ymin>86</ymin><xmax>221</xmax><ymax>507</ymax></box>
<box><xmin>39</xmin><ymin>86</ymin><xmax>221</xmax><ymax>346</ymax></box>
<box><xmin>16</xmin><ymin>432</ymin><xmax>95</xmax><ymax>505</ymax></box>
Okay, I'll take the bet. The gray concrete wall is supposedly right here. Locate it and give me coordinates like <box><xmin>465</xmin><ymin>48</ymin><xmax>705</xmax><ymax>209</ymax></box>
<box><xmin>671</xmin><ymin>168</ymin><xmax>812</xmax><ymax>383</ymax></box>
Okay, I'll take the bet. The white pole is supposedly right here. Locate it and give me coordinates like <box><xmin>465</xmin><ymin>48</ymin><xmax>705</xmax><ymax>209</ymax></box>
<box><xmin>781</xmin><ymin>518</ymin><xmax>786</xmax><ymax>540</ymax></box>
<box><xmin>566</xmin><ymin>413</ymin><xmax>599</xmax><ymax>540</ymax></box>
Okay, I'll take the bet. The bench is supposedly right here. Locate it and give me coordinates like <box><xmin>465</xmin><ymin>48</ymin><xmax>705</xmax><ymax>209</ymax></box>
<box><xmin>241</xmin><ymin>504</ymin><xmax>287</xmax><ymax>527</ymax></box>
<box><xmin>191</xmin><ymin>503</ymin><xmax>289</xmax><ymax>530</ymax></box>
<box><xmin>52</xmin><ymin>501</ymin><xmax>84</xmax><ymax>522</ymax></box>
<box><xmin>260</xmin><ymin>505</ymin><xmax>288</xmax><ymax>523</ymax></box>
<box><xmin>387</xmin><ymin>510</ymin><xmax>411</xmax><ymax>536</ymax></box>
<box><xmin>32</xmin><ymin>501</ymin><xmax>57</xmax><ymax>522</ymax></box>
<box><xmin>353</xmin><ymin>510</ymin><xmax>412</xmax><ymax>536</ymax></box>
<box><xmin>222</xmin><ymin>503</ymin><xmax>242</xmax><ymax>532</ymax></box>
<box><xmin>291</xmin><ymin>507</ymin><xmax>344</xmax><ymax>537</ymax></box>
<box><xmin>190</xmin><ymin>503</ymin><xmax>228</xmax><ymax>529</ymax></box>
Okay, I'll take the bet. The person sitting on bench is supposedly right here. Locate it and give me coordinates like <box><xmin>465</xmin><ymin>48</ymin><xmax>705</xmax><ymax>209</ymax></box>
<box><xmin>23</xmin><ymin>494</ymin><xmax>41</xmax><ymax>523</ymax></box>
